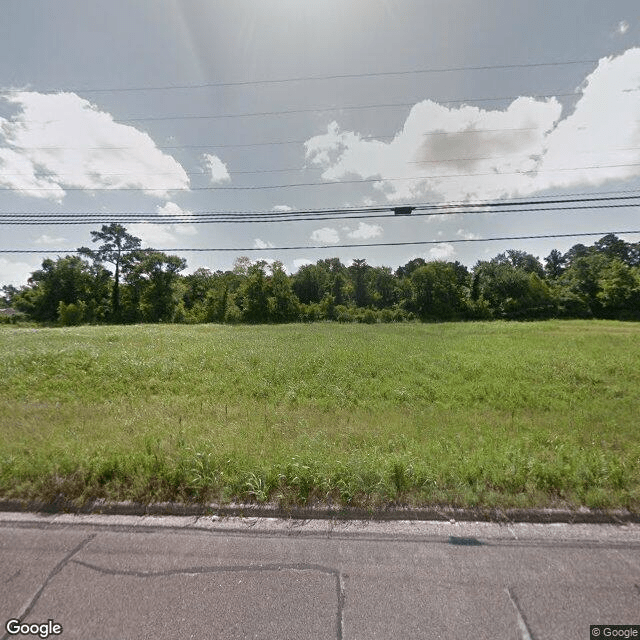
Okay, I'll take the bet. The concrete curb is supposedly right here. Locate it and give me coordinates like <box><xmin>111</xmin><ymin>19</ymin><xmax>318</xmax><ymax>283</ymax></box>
<box><xmin>0</xmin><ymin>499</ymin><xmax>637</xmax><ymax>524</ymax></box>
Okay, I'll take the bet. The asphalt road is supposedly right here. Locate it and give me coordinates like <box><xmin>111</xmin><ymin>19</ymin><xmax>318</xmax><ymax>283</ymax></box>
<box><xmin>1</xmin><ymin>512</ymin><xmax>639</xmax><ymax>640</ymax></box>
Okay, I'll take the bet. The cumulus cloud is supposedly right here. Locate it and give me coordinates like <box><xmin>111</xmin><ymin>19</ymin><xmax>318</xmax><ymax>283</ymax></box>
<box><xmin>292</xmin><ymin>258</ymin><xmax>313</xmax><ymax>271</ymax></box>
<box><xmin>0</xmin><ymin>257</ymin><xmax>38</xmax><ymax>287</ymax></box>
<box><xmin>128</xmin><ymin>202</ymin><xmax>197</xmax><ymax>246</ymax></box>
<box><xmin>34</xmin><ymin>234</ymin><xmax>66</xmax><ymax>245</ymax></box>
<box><xmin>428</xmin><ymin>243</ymin><xmax>456</xmax><ymax>260</ymax></box>
<box><xmin>157</xmin><ymin>201</ymin><xmax>193</xmax><ymax>219</ymax></box>
<box><xmin>0</xmin><ymin>91</ymin><xmax>189</xmax><ymax>199</ymax></box>
<box><xmin>457</xmin><ymin>229</ymin><xmax>481</xmax><ymax>240</ymax></box>
<box><xmin>272</xmin><ymin>204</ymin><xmax>293</xmax><ymax>212</ymax></box>
<box><xmin>310</xmin><ymin>227</ymin><xmax>340</xmax><ymax>244</ymax></box>
<box><xmin>304</xmin><ymin>48</ymin><xmax>640</xmax><ymax>202</ymax></box>
<box><xmin>345</xmin><ymin>222</ymin><xmax>383</xmax><ymax>239</ymax></box>
<box><xmin>253</xmin><ymin>238</ymin><xmax>275</xmax><ymax>249</ymax></box>
<box><xmin>618</xmin><ymin>20</ymin><xmax>630</xmax><ymax>35</ymax></box>
<box><xmin>203</xmin><ymin>154</ymin><xmax>231</xmax><ymax>184</ymax></box>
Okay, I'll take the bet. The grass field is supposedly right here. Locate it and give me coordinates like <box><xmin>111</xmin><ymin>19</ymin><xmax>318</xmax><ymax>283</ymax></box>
<box><xmin>1</xmin><ymin>320</ymin><xmax>639</xmax><ymax>512</ymax></box>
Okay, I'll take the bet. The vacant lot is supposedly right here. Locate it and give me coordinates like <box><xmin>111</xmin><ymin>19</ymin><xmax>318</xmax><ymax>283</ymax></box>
<box><xmin>1</xmin><ymin>320</ymin><xmax>638</xmax><ymax>511</ymax></box>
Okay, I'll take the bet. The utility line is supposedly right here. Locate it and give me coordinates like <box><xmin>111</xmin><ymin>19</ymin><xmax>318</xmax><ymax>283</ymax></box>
<box><xmin>1</xmin><ymin>193</ymin><xmax>639</xmax><ymax>222</ymax></box>
<box><xmin>9</xmin><ymin>58</ymin><xmax>599</xmax><ymax>93</ymax></box>
<box><xmin>3</xmin><ymin>146</ymin><xmax>639</xmax><ymax>180</ymax></box>
<box><xmin>1</xmin><ymin>198</ymin><xmax>638</xmax><ymax>226</ymax></box>
<box><xmin>2</xmin><ymin>230</ymin><xmax>638</xmax><ymax>254</ymax></box>
<box><xmin>2</xmin><ymin>161</ymin><xmax>640</xmax><ymax>192</ymax></box>
<box><xmin>11</xmin><ymin>92</ymin><xmax>580</xmax><ymax>125</ymax></box>
<box><xmin>0</xmin><ymin>127</ymin><xmax>546</xmax><ymax>152</ymax></box>
<box><xmin>2</xmin><ymin>203</ymin><xmax>638</xmax><ymax>225</ymax></box>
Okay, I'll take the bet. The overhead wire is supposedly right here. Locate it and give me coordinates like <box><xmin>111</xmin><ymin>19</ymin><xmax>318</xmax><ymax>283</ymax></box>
<box><xmin>2</xmin><ymin>161</ymin><xmax>640</xmax><ymax>193</ymax></box>
<box><xmin>0</xmin><ymin>127</ymin><xmax>550</xmax><ymax>152</ymax></box>
<box><xmin>1</xmin><ymin>192</ymin><xmax>639</xmax><ymax>219</ymax></box>
<box><xmin>9</xmin><ymin>92</ymin><xmax>582</xmax><ymax>125</ymax></box>
<box><xmin>2</xmin><ymin>230</ymin><xmax>639</xmax><ymax>254</ymax></box>
<box><xmin>2</xmin><ymin>146</ymin><xmax>639</xmax><ymax>180</ymax></box>
<box><xmin>1</xmin><ymin>195</ymin><xmax>639</xmax><ymax>226</ymax></box>
<box><xmin>15</xmin><ymin>57</ymin><xmax>598</xmax><ymax>94</ymax></box>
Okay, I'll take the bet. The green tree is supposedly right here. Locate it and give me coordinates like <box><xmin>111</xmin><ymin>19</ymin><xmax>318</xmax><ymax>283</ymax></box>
<box><xmin>369</xmin><ymin>266</ymin><xmax>399</xmax><ymax>309</ymax></box>
<box><xmin>544</xmin><ymin>249</ymin><xmax>566</xmax><ymax>280</ymax></box>
<box><xmin>409</xmin><ymin>262</ymin><xmax>465</xmax><ymax>320</ymax></box>
<box><xmin>267</xmin><ymin>262</ymin><xmax>300</xmax><ymax>322</ymax></box>
<box><xmin>473</xmin><ymin>259</ymin><xmax>555</xmax><ymax>319</ymax></box>
<box><xmin>241</xmin><ymin>261</ymin><xmax>270</xmax><ymax>322</ymax></box>
<box><xmin>78</xmin><ymin>224</ymin><xmax>141</xmax><ymax>321</ymax></box>
<box><xmin>596</xmin><ymin>259</ymin><xmax>640</xmax><ymax>319</ymax></box>
<box><xmin>292</xmin><ymin>263</ymin><xmax>330</xmax><ymax>304</ymax></box>
<box><xmin>348</xmin><ymin>258</ymin><xmax>371</xmax><ymax>307</ymax></box>
<box><xmin>122</xmin><ymin>250</ymin><xmax>187</xmax><ymax>322</ymax></box>
<box><xmin>13</xmin><ymin>256</ymin><xmax>109</xmax><ymax>323</ymax></box>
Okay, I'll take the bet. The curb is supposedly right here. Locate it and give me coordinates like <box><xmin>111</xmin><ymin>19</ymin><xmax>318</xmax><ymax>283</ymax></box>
<box><xmin>0</xmin><ymin>499</ymin><xmax>638</xmax><ymax>524</ymax></box>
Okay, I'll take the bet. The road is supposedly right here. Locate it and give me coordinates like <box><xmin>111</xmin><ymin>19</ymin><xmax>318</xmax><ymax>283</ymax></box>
<box><xmin>1</xmin><ymin>512</ymin><xmax>639</xmax><ymax>639</ymax></box>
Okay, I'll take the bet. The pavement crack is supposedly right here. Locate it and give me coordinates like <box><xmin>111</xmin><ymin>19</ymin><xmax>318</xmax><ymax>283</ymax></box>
<box><xmin>71</xmin><ymin>559</ymin><xmax>336</xmax><ymax>579</ymax></box>
<box><xmin>71</xmin><ymin>560</ymin><xmax>346</xmax><ymax>640</ymax></box>
<box><xmin>506</xmin><ymin>587</ymin><xmax>535</xmax><ymax>640</ymax></box>
<box><xmin>4</xmin><ymin>570</ymin><xmax>21</xmax><ymax>584</ymax></box>
<box><xmin>1</xmin><ymin>533</ymin><xmax>96</xmax><ymax>640</ymax></box>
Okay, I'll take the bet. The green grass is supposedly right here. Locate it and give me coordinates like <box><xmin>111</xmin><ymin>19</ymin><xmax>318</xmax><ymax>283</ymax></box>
<box><xmin>1</xmin><ymin>320</ymin><xmax>639</xmax><ymax>511</ymax></box>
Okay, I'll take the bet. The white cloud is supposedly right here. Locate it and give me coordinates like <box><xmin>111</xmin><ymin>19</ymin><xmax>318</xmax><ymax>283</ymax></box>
<box><xmin>128</xmin><ymin>220</ymin><xmax>197</xmax><ymax>247</ymax></box>
<box><xmin>428</xmin><ymin>243</ymin><xmax>456</xmax><ymax>260</ymax></box>
<box><xmin>272</xmin><ymin>204</ymin><xmax>293</xmax><ymax>212</ymax></box>
<box><xmin>534</xmin><ymin>48</ymin><xmax>640</xmax><ymax>190</ymax></box>
<box><xmin>304</xmin><ymin>48</ymin><xmax>640</xmax><ymax>202</ymax></box>
<box><xmin>310</xmin><ymin>227</ymin><xmax>340</xmax><ymax>244</ymax></box>
<box><xmin>618</xmin><ymin>20</ymin><xmax>630</xmax><ymax>35</ymax></box>
<box><xmin>292</xmin><ymin>258</ymin><xmax>313</xmax><ymax>272</ymax></box>
<box><xmin>0</xmin><ymin>91</ymin><xmax>189</xmax><ymax>199</ymax></box>
<box><xmin>456</xmin><ymin>229</ymin><xmax>481</xmax><ymax>240</ymax></box>
<box><xmin>345</xmin><ymin>222</ymin><xmax>383</xmax><ymax>239</ymax></box>
<box><xmin>34</xmin><ymin>234</ymin><xmax>66</xmax><ymax>245</ymax></box>
<box><xmin>127</xmin><ymin>224</ymin><xmax>176</xmax><ymax>247</ymax></box>
<box><xmin>0</xmin><ymin>257</ymin><xmax>38</xmax><ymax>287</ymax></box>
<box><xmin>203</xmin><ymin>154</ymin><xmax>231</xmax><ymax>184</ymax></box>
<box><xmin>129</xmin><ymin>203</ymin><xmax>198</xmax><ymax>244</ymax></box>
<box><xmin>157</xmin><ymin>201</ymin><xmax>193</xmax><ymax>218</ymax></box>
<box><xmin>253</xmin><ymin>238</ymin><xmax>275</xmax><ymax>249</ymax></box>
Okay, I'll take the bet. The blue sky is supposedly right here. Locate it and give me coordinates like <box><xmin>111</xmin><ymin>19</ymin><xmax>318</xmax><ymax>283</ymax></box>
<box><xmin>1</xmin><ymin>0</ymin><xmax>640</xmax><ymax>287</ymax></box>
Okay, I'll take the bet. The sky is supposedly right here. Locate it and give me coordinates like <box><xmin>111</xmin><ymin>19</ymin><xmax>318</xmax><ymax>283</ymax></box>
<box><xmin>1</xmin><ymin>0</ymin><xmax>640</xmax><ymax>287</ymax></box>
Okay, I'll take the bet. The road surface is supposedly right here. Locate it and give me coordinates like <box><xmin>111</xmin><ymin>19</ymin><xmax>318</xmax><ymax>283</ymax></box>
<box><xmin>1</xmin><ymin>512</ymin><xmax>639</xmax><ymax>639</ymax></box>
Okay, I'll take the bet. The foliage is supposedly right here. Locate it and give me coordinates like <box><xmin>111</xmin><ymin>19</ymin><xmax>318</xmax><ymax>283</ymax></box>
<box><xmin>11</xmin><ymin>229</ymin><xmax>640</xmax><ymax>326</ymax></box>
<box><xmin>78</xmin><ymin>223</ymin><xmax>141</xmax><ymax>320</ymax></box>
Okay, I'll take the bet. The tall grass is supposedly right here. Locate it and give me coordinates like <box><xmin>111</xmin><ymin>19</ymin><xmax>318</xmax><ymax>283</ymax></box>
<box><xmin>1</xmin><ymin>320</ymin><xmax>638</xmax><ymax>510</ymax></box>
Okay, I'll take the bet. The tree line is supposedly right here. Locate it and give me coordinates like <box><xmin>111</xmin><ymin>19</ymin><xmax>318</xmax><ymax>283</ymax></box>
<box><xmin>2</xmin><ymin>224</ymin><xmax>640</xmax><ymax>325</ymax></box>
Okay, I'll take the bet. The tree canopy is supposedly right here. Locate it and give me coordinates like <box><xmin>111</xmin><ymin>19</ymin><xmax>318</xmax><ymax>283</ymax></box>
<box><xmin>8</xmin><ymin>227</ymin><xmax>640</xmax><ymax>325</ymax></box>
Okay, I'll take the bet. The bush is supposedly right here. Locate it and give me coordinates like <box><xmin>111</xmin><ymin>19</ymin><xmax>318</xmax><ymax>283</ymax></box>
<box><xmin>361</xmin><ymin>308</ymin><xmax>378</xmax><ymax>324</ymax></box>
<box><xmin>57</xmin><ymin>301</ymin><xmax>85</xmax><ymax>326</ymax></box>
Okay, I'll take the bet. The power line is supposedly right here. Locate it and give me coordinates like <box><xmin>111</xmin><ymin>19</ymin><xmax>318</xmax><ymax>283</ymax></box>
<box><xmin>1</xmin><ymin>197</ymin><xmax>638</xmax><ymax>227</ymax></box>
<box><xmin>2</xmin><ymin>161</ymin><xmax>640</xmax><ymax>193</ymax></box>
<box><xmin>2</xmin><ymin>230</ymin><xmax>638</xmax><ymax>254</ymax></box>
<box><xmin>10</xmin><ymin>58</ymin><xmax>598</xmax><ymax>94</ymax></box>
<box><xmin>1</xmin><ymin>193</ymin><xmax>639</xmax><ymax>222</ymax></box>
<box><xmin>11</xmin><ymin>92</ymin><xmax>581</xmax><ymax>125</ymax></box>
<box><xmin>0</xmin><ymin>126</ymin><xmax>544</xmax><ymax>153</ymax></box>
<box><xmin>3</xmin><ymin>146</ymin><xmax>639</xmax><ymax>180</ymax></box>
<box><xmin>3</xmin><ymin>203</ymin><xmax>638</xmax><ymax>226</ymax></box>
